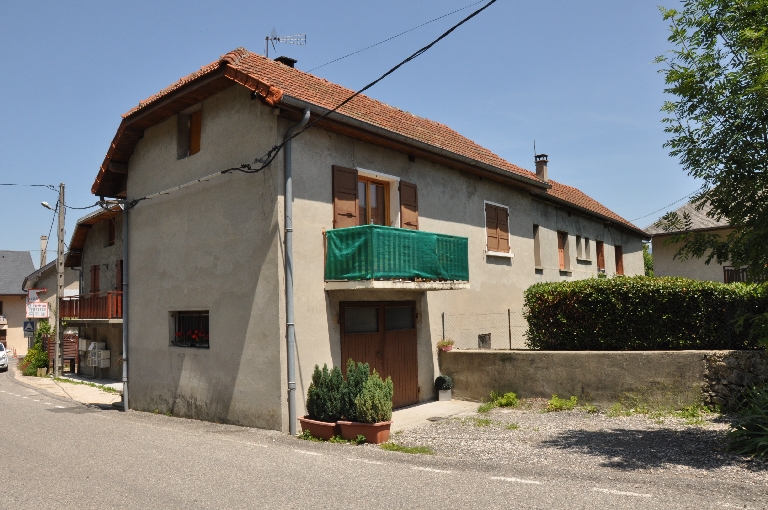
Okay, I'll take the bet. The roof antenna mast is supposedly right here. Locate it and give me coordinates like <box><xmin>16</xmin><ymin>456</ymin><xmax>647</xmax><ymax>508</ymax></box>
<box><xmin>265</xmin><ymin>28</ymin><xmax>307</xmax><ymax>59</ymax></box>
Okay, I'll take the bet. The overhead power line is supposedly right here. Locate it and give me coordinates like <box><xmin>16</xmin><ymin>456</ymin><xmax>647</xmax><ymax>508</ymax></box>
<box><xmin>630</xmin><ymin>189</ymin><xmax>700</xmax><ymax>223</ymax></box>
<box><xmin>0</xmin><ymin>183</ymin><xmax>56</xmax><ymax>191</ymax></box>
<box><xmin>308</xmin><ymin>0</ymin><xmax>485</xmax><ymax>72</ymax></box>
<box><xmin>126</xmin><ymin>0</ymin><xmax>497</xmax><ymax>210</ymax></box>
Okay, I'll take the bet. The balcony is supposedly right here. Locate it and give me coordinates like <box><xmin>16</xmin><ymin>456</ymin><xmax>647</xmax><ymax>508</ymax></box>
<box><xmin>324</xmin><ymin>225</ymin><xmax>469</xmax><ymax>291</ymax></box>
<box><xmin>60</xmin><ymin>292</ymin><xmax>123</xmax><ymax>321</ymax></box>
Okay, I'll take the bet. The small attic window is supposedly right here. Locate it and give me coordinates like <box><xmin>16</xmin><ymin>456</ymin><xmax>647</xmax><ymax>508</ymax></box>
<box><xmin>177</xmin><ymin>105</ymin><xmax>202</xmax><ymax>159</ymax></box>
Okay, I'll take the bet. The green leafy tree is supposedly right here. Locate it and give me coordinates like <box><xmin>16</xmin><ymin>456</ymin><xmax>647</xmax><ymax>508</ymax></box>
<box><xmin>656</xmin><ymin>1</ymin><xmax>768</xmax><ymax>281</ymax></box>
<box><xmin>643</xmin><ymin>244</ymin><xmax>654</xmax><ymax>277</ymax></box>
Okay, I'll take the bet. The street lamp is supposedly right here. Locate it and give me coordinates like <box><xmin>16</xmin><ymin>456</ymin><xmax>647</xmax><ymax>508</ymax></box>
<box><xmin>41</xmin><ymin>201</ymin><xmax>53</xmax><ymax>210</ymax></box>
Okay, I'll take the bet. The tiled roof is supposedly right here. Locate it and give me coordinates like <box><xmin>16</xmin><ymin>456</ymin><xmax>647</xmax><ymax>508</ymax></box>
<box><xmin>98</xmin><ymin>47</ymin><xmax>645</xmax><ymax>234</ymax></box>
<box><xmin>0</xmin><ymin>251</ymin><xmax>34</xmax><ymax>295</ymax></box>
<box><xmin>646</xmin><ymin>201</ymin><xmax>729</xmax><ymax>235</ymax></box>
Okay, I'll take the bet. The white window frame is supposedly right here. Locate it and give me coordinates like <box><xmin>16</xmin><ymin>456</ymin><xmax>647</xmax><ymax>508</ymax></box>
<box><xmin>483</xmin><ymin>200</ymin><xmax>514</xmax><ymax>258</ymax></box>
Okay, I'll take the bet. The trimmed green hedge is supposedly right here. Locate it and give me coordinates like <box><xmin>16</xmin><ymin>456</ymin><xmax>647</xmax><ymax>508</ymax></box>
<box><xmin>524</xmin><ymin>276</ymin><xmax>768</xmax><ymax>350</ymax></box>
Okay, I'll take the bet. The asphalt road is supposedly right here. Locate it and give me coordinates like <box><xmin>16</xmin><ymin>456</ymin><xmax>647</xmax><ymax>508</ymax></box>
<box><xmin>1</xmin><ymin>366</ymin><xmax>764</xmax><ymax>509</ymax></box>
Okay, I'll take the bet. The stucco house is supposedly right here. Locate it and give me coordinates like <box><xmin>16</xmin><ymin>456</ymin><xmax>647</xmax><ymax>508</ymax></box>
<box><xmin>90</xmin><ymin>48</ymin><xmax>648</xmax><ymax>431</ymax></box>
<box><xmin>647</xmin><ymin>201</ymin><xmax>740</xmax><ymax>283</ymax></box>
<box><xmin>58</xmin><ymin>206</ymin><xmax>125</xmax><ymax>379</ymax></box>
<box><xmin>0</xmin><ymin>251</ymin><xmax>35</xmax><ymax>355</ymax></box>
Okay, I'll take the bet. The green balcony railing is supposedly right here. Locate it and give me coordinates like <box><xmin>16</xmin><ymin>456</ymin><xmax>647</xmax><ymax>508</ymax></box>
<box><xmin>325</xmin><ymin>225</ymin><xmax>469</xmax><ymax>281</ymax></box>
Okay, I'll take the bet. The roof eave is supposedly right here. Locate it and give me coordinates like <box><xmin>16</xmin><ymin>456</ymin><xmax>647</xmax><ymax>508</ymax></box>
<box><xmin>279</xmin><ymin>96</ymin><xmax>550</xmax><ymax>193</ymax></box>
<box><xmin>538</xmin><ymin>193</ymin><xmax>650</xmax><ymax>239</ymax></box>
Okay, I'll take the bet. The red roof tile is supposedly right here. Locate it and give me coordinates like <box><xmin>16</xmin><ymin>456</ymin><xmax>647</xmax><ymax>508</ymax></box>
<box><xmin>100</xmin><ymin>47</ymin><xmax>645</xmax><ymax>235</ymax></box>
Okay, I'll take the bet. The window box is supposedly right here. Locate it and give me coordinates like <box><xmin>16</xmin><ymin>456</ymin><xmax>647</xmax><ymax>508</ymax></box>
<box><xmin>486</xmin><ymin>250</ymin><xmax>514</xmax><ymax>259</ymax></box>
<box><xmin>172</xmin><ymin>311</ymin><xmax>209</xmax><ymax>349</ymax></box>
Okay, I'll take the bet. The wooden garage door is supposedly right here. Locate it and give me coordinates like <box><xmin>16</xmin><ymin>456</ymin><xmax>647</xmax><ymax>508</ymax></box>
<box><xmin>340</xmin><ymin>302</ymin><xmax>418</xmax><ymax>408</ymax></box>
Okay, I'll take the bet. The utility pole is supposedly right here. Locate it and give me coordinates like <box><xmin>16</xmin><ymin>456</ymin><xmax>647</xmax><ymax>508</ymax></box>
<box><xmin>54</xmin><ymin>183</ymin><xmax>65</xmax><ymax>377</ymax></box>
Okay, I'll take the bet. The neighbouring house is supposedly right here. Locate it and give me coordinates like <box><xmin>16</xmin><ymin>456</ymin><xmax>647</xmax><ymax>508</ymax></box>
<box><xmin>22</xmin><ymin>257</ymin><xmax>80</xmax><ymax>361</ymax></box>
<box><xmin>647</xmin><ymin>201</ymin><xmax>741</xmax><ymax>283</ymax></box>
<box><xmin>60</xmin><ymin>206</ymin><xmax>124</xmax><ymax>380</ymax></box>
<box><xmin>0</xmin><ymin>251</ymin><xmax>35</xmax><ymax>356</ymax></box>
<box><xmin>90</xmin><ymin>48</ymin><xmax>648</xmax><ymax>431</ymax></box>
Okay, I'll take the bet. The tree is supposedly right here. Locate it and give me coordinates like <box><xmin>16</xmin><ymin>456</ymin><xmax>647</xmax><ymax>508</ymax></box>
<box><xmin>643</xmin><ymin>244</ymin><xmax>654</xmax><ymax>277</ymax></box>
<box><xmin>657</xmin><ymin>1</ymin><xmax>768</xmax><ymax>281</ymax></box>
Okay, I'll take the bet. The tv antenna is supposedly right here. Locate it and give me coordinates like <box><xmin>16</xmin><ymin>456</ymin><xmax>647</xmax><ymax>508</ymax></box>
<box><xmin>265</xmin><ymin>28</ymin><xmax>306</xmax><ymax>59</ymax></box>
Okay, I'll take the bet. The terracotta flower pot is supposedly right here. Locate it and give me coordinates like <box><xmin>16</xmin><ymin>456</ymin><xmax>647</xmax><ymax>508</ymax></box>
<box><xmin>337</xmin><ymin>420</ymin><xmax>392</xmax><ymax>444</ymax></box>
<box><xmin>439</xmin><ymin>345</ymin><xmax>453</xmax><ymax>352</ymax></box>
<box><xmin>299</xmin><ymin>416</ymin><xmax>340</xmax><ymax>440</ymax></box>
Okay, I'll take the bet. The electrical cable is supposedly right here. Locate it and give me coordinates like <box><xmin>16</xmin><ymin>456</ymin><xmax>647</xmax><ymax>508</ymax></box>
<box><xmin>630</xmin><ymin>189</ymin><xmax>700</xmax><ymax>223</ymax></box>
<box><xmin>126</xmin><ymin>0</ymin><xmax>497</xmax><ymax>210</ymax></box>
<box><xmin>0</xmin><ymin>183</ymin><xmax>56</xmax><ymax>191</ymax></box>
<box><xmin>64</xmin><ymin>202</ymin><xmax>101</xmax><ymax>210</ymax></box>
<box><xmin>308</xmin><ymin>0</ymin><xmax>485</xmax><ymax>72</ymax></box>
<box><xmin>45</xmin><ymin>202</ymin><xmax>58</xmax><ymax>243</ymax></box>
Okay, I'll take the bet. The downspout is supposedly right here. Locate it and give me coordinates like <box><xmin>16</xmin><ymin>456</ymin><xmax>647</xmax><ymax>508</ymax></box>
<box><xmin>121</xmin><ymin>203</ymin><xmax>129</xmax><ymax>412</ymax></box>
<box><xmin>284</xmin><ymin>107</ymin><xmax>310</xmax><ymax>435</ymax></box>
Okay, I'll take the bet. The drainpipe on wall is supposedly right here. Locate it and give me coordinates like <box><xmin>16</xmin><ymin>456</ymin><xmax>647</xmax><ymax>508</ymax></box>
<box><xmin>284</xmin><ymin>107</ymin><xmax>310</xmax><ymax>435</ymax></box>
<box><xmin>121</xmin><ymin>203</ymin><xmax>129</xmax><ymax>412</ymax></box>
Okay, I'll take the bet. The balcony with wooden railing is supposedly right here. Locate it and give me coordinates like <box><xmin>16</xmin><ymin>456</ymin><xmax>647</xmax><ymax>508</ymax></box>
<box><xmin>60</xmin><ymin>292</ymin><xmax>123</xmax><ymax>320</ymax></box>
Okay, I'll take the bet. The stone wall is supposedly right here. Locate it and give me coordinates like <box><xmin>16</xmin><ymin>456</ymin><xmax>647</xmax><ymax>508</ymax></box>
<box><xmin>439</xmin><ymin>349</ymin><xmax>768</xmax><ymax>410</ymax></box>
<box><xmin>702</xmin><ymin>351</ymin><xmax>768</xmax><ymax>409</ymax></box>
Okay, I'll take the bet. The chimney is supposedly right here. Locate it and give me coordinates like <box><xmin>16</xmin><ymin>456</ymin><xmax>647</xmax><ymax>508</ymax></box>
<box><xmin>535</xmin><ymin>154</ymin><xmax>549</xmax><ymax>182</ymax></box>
<box><xmin>275</xmin><ymin>56</ymin><xmax>297</xmax><ymax>68</ymax></box>
<box><xmin>40</xmin><ymin>236</ymin><xmax>48</xmax><ymax>267</ymax></box>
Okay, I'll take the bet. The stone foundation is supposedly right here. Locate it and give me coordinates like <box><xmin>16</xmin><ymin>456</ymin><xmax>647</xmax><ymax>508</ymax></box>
<box><xmin>702</xmin><ymin>351</ymin><xmax>768</xmax><ymax>409</ymax></box>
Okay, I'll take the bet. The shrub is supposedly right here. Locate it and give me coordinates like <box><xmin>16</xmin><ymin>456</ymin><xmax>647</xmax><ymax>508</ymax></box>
<box><xmin>727</xmin><ymin>386</ymin><xmax>768</xmax><ymax>458</ymax></box>
<box><xmin>477</xmin><ymin>391</ymin><xmax>519</xmax><ymax>412</ymax></box>
<box><xmin>341</xmin><ymin>359</ymin><xmax>369</xmax><ymax>422</ymax></box>
<box><xmin>524</xmin><ymin>276</ymin><xmax>768</xmax><ymax>350</ymax></box>
<box><xmin>20</xmin><ymin>340</ymin><xmax>49</xmax><ymax>376</ymax></box>
<box><xmin>546</xmin><ymin>395</ymin><xmax>578</xmax><ymax>412</ymax></box>
<box><xmin>434</xmin><ymin>375</ymin><xmax>453</xmax><ymax>391</ymax></box>
<box><xmin>305</xmin><ymin>364</ymin><xmax>343</xmax><ymax>423</ymax></box>
<box><xmin>354</xmin><ymin>370</ymin><xmax>394</xmax><ymax>424</ymax></box>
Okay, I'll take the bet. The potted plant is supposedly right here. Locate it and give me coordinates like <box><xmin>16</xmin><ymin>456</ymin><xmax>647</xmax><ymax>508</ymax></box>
<box><xmin>435</xmin><ymin>375</ymin><xmax>453</xmax><ymax>401</ymax></box>
<box><xmin>299</xmin><ymin>364</ymin><xmax>343</xmax><ymax>440</ymax></box>
<box><xmin>338</xmin><ymin>364</ymin><xmax>393</xmax><ymax>444</ymax></box>
<box><xmin>437</xmin><ymin>338</ymin><xmax>455</xmax><ymax>352</ymax></box>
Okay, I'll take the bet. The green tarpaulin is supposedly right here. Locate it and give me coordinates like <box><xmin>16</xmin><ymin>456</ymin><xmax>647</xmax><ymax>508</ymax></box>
<box><xmin>325</xmin><ymin>225</ymin><xmax>469</xmax><ymax>281</ymax></box>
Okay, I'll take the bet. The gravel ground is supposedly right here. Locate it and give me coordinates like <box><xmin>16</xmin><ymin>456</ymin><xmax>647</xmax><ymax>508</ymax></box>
<box><xmin>390</xmin><ymin>398</ymin><xmax>768</xmax><ymax>486</ymax></box>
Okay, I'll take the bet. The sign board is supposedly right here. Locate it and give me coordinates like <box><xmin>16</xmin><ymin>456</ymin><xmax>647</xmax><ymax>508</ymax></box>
<box><xmin>27</xmin><ymin>288</ymin><xmax>46</xmax><ymax>303</ymax></box>
<box><xmin>26</xmin><ymin>302</ymin><xmax>49</xmax><ymax>319</ymax></box>
<box><xmin>23</xmin><ymin>321</ymin><xmax>35</xmax><ymax>338</ymax></box>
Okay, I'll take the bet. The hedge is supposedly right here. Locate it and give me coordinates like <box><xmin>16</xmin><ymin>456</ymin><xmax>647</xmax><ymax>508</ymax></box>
<box><xmin>523</xmin><ymin>276</ymin><xmax>768</xmax><ymax>350</ymax></box>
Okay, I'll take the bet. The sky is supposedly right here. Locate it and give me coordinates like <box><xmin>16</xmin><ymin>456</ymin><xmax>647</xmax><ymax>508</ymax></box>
<box><xmin>0</xmin><ymin>0</ymin><xmax>697</xmax><ymax>268</ymax></box>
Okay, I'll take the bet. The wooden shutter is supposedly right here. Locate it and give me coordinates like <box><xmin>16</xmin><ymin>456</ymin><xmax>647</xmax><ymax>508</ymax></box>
<box><xmin>485</xmin><ymin>204</ymin><xmax>499</xmax><ymax>252</ymax></box>
<box><xmin>498</xmin><ymin>207</ymin><xmax>510</xmax><ymax>252</ymax></box>
<box><xmin>596</xmin><ymin>241</ymin><xmax>605</xmax><ymax>270</ymax></box>
<box><xmin>116</xmin><ymin>260</ymin><xmax>123</xmax><ymax>290</ymax></box>
<box><xmin>332</xmin><ymin>166</ymin><xmax>358</xmax><ymax>228</ymax></box>
<box><xmin>558</xmin><ymin>232</ymin><xmax>566</xmax><ymax>269</ymax></box>
<box><xmin>189</xmin><ymin>110</ymin><xmax>202</xmax><ymax>156</ymax></box>
<box><xmin>399</xmin><ymin>181</ymin><xmax>419</xmax><ymax>230</ymax></box>
<box><xmin>90</xmin><ymin>265</ymin><xmax>100</xmax><ymax>293</ymax></box>
<box><xmin>615</xmin><ymin>245</ymin><xmax>624</xmax><ymax>275</ymax></box>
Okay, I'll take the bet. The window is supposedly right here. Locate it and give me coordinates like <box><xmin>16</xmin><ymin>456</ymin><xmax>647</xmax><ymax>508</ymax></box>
<box><xmin>89</xmin><ymin>265</ymin><xmax>100</xmax><ymax>293</ymax></box>
<box><xmin>344</xmin><ymin>307</ymin><xmax>379</xmax><ymax>334</ymax></box>
<box><xmin>172</xmin><ymin>311</ymin><xmax>209</xmax><ymax>348</ymax></box>
<box><xmin>596</xmin><ymin>241</ymin><xmax>605</xmax><ymax>271</ymax></box>
<box><xmin>0</xmin><ymin>300</ymin><xmax>3</xmax><ymax>315</ymax></box>
<box><xmin>357</xmin><ymin>176</ymin><xmax>389</xmax><ymax>226</ymax></box>
<box><xmin>485</xmin><ymin>203</ymin><xmax>510</xmax><ymax>253</ymax></box>
<box><xmin>332</xmin><ymin>166</ymin><xmax>418</xmax><ymax>230</ymax></box>
<box><xmin>177</xmin><ymin>108</ymin><xmax>202</xmax><ymax>159</ymax></box>
<box><xmin>105</xmin><ymin>219</ymin><xmax>115</xmax><ymax>247</ymax></box>
<box><xmin>0</xmin><ymin>329</ymin><xmax>6</xmax><ymax>348</ymax></box>
<box><xmin>533</xmin><ymin>224</ymin><xmax>542</xmax><ymax>267</ymax></box>
<box><xmin>584</xmin><ymin>238</ymin><xmax>591</xmax><ymax>260</ymax></box>
<box><xmin>576</xmin><ymin>235</ymin><xmax>583</xmax><ymax>259</ymax></box>
<box><xmin>615</xmin><ymin>245</ymin><xmax>624</xmax><ymax>275</ymax></box>
<box><xmin>557</xmin><ymin>231</ymin><xmax>570</xmax><ymax>270</ymax></box>
<box><xmin>115</xmin><ymin>260</ymin><xmax>123</xmax><ymax>290</ymax></box>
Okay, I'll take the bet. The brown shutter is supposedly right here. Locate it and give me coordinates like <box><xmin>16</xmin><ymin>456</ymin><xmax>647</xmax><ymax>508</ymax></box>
<box><xmin>615</xmin><ymin>245</ymin><xmax>624</xmax><ymax>275</ymax></box>
<box><xmin>116</xmin><ymin>260</ymin><xmax>123</xmax><ymax>291</ymax></box>
<box><xmin>558</xmin><ymin>233</ymin><xmax>565</xmax><ymax>269</ymax></box>
<box><xmin>333</xmin><ymin>165</ymin><xmax>358</xmax><ymax>228</ymax></box>
<box><xmin>90</xmin><ymin>265</ymin><xmax>100</xmax><ymax>293</ymax></box>
<box><xmin>498</xmin><ymin>207</ymin><xmax>510</xmax><ymax>252</ymax></box>
<box><xmin>189</xmin><ymin>110</ymin><xmax>202</xmax><ymax>156</ymax></box>
<box><xmin>596</xmin><ymin>241</ymin><xmax>605</xmax><ymax>270</ymax></box>
<box><xmin>485</xmin><ymin>204</ymin><xmax>499</xmax><ymax>251</ymax></box>
<box><xmin>399</xmin><ymin>181</ymin><xmax>419</xmax><ymax>230</ymax></box>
